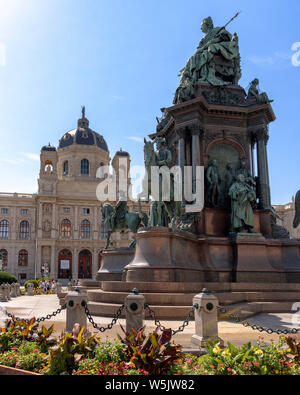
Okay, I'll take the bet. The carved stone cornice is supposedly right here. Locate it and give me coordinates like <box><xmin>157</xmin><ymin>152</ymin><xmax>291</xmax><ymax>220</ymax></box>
<box><xmin>176</xmin><ymin>126</ymin><xmax>187</xmax><ymax>140</ymax></box>
<box><xmin>253</xmin><ymin>128</ymin><xmax>269</xmax><ymax>144</ymax></box>
<box><xmin>189</xmin><ymin>123</ymin><xmax>205</xmax><ymax>138</ymax></box>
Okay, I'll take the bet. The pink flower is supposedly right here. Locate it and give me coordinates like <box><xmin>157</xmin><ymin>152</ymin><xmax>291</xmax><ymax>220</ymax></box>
<box><xmin>253</xmin><ymin>362</ymin><xmax>259</xmax><ymax>367</ymax></box>
<box><xmin>186</xmin><ymin>358</ymin><xmax>193</xmax><ymax>364</ymax></box>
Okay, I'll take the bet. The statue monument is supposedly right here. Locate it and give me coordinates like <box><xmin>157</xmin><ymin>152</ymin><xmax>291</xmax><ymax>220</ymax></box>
<box><xmin>90</xmin><ymin>15</ymin><xmax>300</xmax><ymax>320</ymax></box>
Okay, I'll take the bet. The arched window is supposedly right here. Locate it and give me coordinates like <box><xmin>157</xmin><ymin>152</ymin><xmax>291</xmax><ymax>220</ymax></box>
<box><xmin>63</xmin><ymin>161</ymin><xmax>69</xmax><ymax>176</ymax></box>
<box><xmin>18</xmin><ymin>250</ymin><xmax>28</xmax><ymax>266</ymax></box>
<box><xmin>0</xmin><ymin>220</ymin><xmax>9</xmax><ymax>238</ymax></box>
<box><xmin>81</xmin><ymin>220</ymin><xmax>90</xmax><ymax>239</ymax></box>
<box><xmin>20</xmin><ymin>221</ymin><xmax>30</xmax><ymax>239</ymax></box>
<box><xmin>81</xmin><ymin>159</ymin><xmax>90</xmax><ymax>175</ymax></box>
<box><xmin>100</xmin><ymin>221</ymin><xmax>107</xmax><ymax>240</ymax></box>
<box><xmin>61</xmin><ymin>219</ymin><xmax>71</xmax><ymax>239</ymax></box>
<box><xmin>0</xmin><ymin>249</ymin><xmax>8</xmax><ymax>268</ymax></box>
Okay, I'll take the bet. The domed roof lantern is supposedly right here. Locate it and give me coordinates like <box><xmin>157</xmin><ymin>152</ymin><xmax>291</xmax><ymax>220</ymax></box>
<box><xmin>77</xmin><ymin>105</ymin><xmax>89</xmax><ymax>129</ymax></box>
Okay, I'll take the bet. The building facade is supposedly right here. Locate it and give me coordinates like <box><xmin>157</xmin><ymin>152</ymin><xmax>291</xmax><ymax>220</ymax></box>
<box><xmin>0</xmin><ymin>110</ymin><xmax>134</xmax><ymax>283</ymax></box>
<box><xmin>274</xmin><ymin>197</ymin><xmax>300</xmax><ymax>240</ymax></box>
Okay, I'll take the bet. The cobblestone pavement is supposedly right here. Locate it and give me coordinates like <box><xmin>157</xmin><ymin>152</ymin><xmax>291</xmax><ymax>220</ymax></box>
<box><xmin>1</xmin><ymin>295</ymin><xmax>300</xmax><ymax>348</ymax></box>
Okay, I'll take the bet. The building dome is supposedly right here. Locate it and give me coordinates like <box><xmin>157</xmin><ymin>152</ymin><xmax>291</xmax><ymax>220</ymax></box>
<box><xmin>41</xmin><ymin>143</ymin><xmax>57</xmax><ymax>152</ymax></box>
<box><xmin>115</xmin><ymin>148</ymin><xmax>130</xmax><ymax>157</ymax></box>
<box><xmin>58</xmin><ymin>107</ymin><xmax>109</xmax><ymax>152</ymax></box>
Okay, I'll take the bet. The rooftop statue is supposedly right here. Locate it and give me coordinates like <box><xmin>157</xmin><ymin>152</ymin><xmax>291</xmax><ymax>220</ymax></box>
<box><xmin>247</xmin><ymin>79</ymin><xmax>273</xmax><ymax>104</ymax></box>
<box><xmin>174</xmin><ymin>13</ymin><xmax>241</xmax><ymax>104</ymax></box>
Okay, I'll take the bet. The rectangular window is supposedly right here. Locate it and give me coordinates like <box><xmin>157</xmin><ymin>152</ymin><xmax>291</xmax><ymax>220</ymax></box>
<box><xmin>62</xmin><ymin>207</ymin><xmax>71</xmax><ymax>214</ymax></box>
<box><xmin>82</xmin><ymin>208</ymin><xmax>90</xmax><ymax>215</ymax></box>
<box><xmin>1</xmin><ymin>208</ymin><xmax>9</xmax><ymax>214</ymax></box>
<box><xmin>21</xmin><ymin>209</ymin><xmax>29</xmax><ymax>215</ymax></box>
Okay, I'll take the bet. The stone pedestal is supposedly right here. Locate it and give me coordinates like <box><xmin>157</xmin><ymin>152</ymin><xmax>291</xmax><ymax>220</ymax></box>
<box><xmin>65</xmin><ymin>291</ymin><xmax>88</xmax><ymax>333</ymax></box>
<box><xmin>191</xmin><ymin>289</ymin><xmax>223</xmax><ymax>351</ymax></box>
<box><xmin>125</xmin><ymin>290</ymin><xmax>145</xmax><ymax>334</ymax></box>
<box><xmin>231</xmin><ymin>233</ymin><xmax>287</xmax><ymax>283</ymax></box>
<box><xmin>97</xmin><ymin>248</ymin><xmax>135</xmax><ymax>281</ymax></box>
<box><xmin>27</xmin><ymin>283</ymin><xmax>34</xmax><ymax>296</ymax></box>
<box><xmin>0</xmin><ymin>284</ymin><xmax>8</xmax><ymax>302</ymax></box>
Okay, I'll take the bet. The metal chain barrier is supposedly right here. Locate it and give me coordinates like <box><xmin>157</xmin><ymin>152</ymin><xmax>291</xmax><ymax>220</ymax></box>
<box><xmin>83</xmin><ymin>302</ymin><xmax>125</xmax><ymax>333</ymax></box>
<box><xmin>145</xmin><ymin>303</ymin><xmax>197</xmax><ymax>336</ymax></box>
<box><xmin>217</xmin><ymin>306</ymin><xmax>299</xmax><ymax>335</ymax></box>
<box><xmin>2</xmin><ymin>304</ymin><xmax>67</xmax><ymax>324</ymax></box>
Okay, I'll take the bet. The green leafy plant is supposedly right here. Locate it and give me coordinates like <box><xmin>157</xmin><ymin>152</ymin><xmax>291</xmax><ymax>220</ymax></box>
<box><xmin>47</xmin><ymin>327</ymin><xmax>100</xmax><ymax>375</ymax></box>
<box><xmin>0</xmin><ymin>271</ymin><xmax>17</xmax><ymax>285</ymax></box>
<box><xmin>95</xmin><ymin>339</ymin><xmax>127</xmax><ymax>363</ymax></box>
<box><xmin>118</xmin><ymin>325</ymin><xmax>182</xmax><ymax>375</ymax></box>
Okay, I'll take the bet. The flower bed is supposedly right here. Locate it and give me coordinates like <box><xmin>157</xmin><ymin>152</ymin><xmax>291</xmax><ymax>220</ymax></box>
<box><xmin>1</xmin><ymin>316</ymin><xmax>300</xmax><ymax>376</ymax></box>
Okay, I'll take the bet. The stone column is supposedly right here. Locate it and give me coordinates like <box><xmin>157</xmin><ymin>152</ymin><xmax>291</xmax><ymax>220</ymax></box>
<box><xmin>74</xmin><ymin>206</ymin><xmax>79</xmax><ymax>239</ymax></box>
<box><xmin>176</xmin><ymin>127</ymin><xmax>186</xmax><ymax>201</ymax></box>
<box><xmin>73</xmin><ymin>248</ymin><xmax>79</xmax><ymax>280</ymax></box>
<box><xmin>50</xmin><ymin>245</ymin><xmax>56</xmax><ymax>279</ymax></box>
<box><xmin>190</xmin><ymin>124</ymin><xmax>203</xmax><ymax>194</ymax></box>
<box><xmin>38</xmin><ymin>203</ymin><xmax>43</xmax><ymax>238</ymax></box>
<box><xmin>93</xmin><ymin>206</ymin><xmax>98</xmax><ymax>240</ymax></box>
<box><xmin>92</xmin><ymin>249</ymin><xmax>98</xmax><ymax>280</ymax></box>
<box><xmin>255</xmin><ymin>128</ymin><xmax>271</xmax><ymax>209</ymax></box>
<box><xmin>36</xmin><ymin>245</ymin><xmax>42</xmax><ymax>278</ymax></box>
<box><xmin>12</xmin><ymin>207</ymin><xmax>16</xmax><ymax>240</ymax></box>
<box><xmin>51</xmin><ymin>203</ymin><xmax>57</xmax><ymax>239</ymax></box>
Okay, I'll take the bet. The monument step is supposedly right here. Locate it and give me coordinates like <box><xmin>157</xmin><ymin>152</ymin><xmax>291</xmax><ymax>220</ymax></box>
<box><xmin>219</xmin><ymin>301</ymin><xmax>298</xmax><ymax>320</ymax></box>
<box><xmin>87</xmin><ymin>288</ymin><xmax>300</xmax><ymax>307</ymax></box>
<box><xmin>87</xmin><ymin>301</ymin><xmax>196</xmax><ymax>320</ymax></box>
<box><xmin>88</xmin><ymin>290</ymin><xmax>200</xmax><ymax>306</ymax></box>
<box><xmin>100</xmin><ymin>281</ymin><xmax>300</xmax><ymax>294</ymax></box>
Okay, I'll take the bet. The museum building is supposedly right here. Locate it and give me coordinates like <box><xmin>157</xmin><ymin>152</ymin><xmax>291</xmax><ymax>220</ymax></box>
<box><xmin>0</xmin><ymin>110</ymin><xmax>133</xmax><ymax>283</ymax></box>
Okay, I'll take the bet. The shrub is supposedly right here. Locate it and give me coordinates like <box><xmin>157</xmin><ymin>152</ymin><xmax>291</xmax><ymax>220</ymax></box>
<box><xmin>0</xmin><ymin>271</ymin><xmax>17</xmax><ymax>285</ymax></box>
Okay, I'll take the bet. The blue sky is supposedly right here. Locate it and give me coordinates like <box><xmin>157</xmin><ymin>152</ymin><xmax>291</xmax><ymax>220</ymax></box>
<box><xmin>0</xmin><ymin>0</ymin><xmax>299</xmax><ymax>204</ymax></box>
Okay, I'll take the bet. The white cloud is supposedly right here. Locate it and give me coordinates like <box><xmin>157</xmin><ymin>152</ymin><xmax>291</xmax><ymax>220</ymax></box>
<box><xmin>22</xmin><ymin>153</ymin><xmax>40</xmax><ymax>161</ymax></box>
<box><xmin>127</xmin><ymin>136</ymin><xmax>144</xmax><ymax>143</ymax></box>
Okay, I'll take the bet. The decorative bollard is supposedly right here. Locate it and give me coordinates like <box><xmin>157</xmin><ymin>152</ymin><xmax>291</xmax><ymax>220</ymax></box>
<box><xmin>68</xmin><ymin>282</ymin><xmax>74</xmax><ymax>292</ymax></box>
<box><xmin>125</xmin><ymin>288</ymin><xmax>145</xmax><ymax>334</ymax></box>
<box><xmin>56</xmin><ymin>282</ymin><xmax>62</xmax><ymax>294</ymax></box>
<box><xmin>27</xmin><ymin>283</ymin><xmax>34</xmax><ymax>296</ymax></box>
<box><xmin>16</xmin><ymin>284</ymin><xmax>21</xmax><ymax>297</ymax></box>
<box><xmin>191</xmin><ymin>289</ymin><xmax>224</xmax><ymax>352</ymax></box>
<box><xmin>65</xmin><ymin>291</ymin><xmax>88</xmax><ymax>333</ymax></box>
<box><xmin>0</xmin><ymin>284</ymin><xmax>8</xmax><ymax>302</ymax></box>
<box><xmin>10</xmin><ymin>283</ymin><xmax>17</xmax><ymax>298</ymax></box>
<box><xmin>6</xmin><ymin>284</ymin><xmax>11</xmax><ymax>300</ymax></box>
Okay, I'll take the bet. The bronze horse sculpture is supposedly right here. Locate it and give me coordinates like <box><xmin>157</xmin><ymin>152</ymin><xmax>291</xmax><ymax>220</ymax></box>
<box><xmin>101</xmin><ymin>202</ymin><xmax>148</xmax><ymax>250</ymax></box>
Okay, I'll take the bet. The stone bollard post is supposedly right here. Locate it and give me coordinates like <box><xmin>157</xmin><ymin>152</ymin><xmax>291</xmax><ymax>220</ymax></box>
<box><xmin>16</xmin><ymin>284</ymin><xmax>21</xmax><ymax>297</ymax></box>
<box><xmin>191</xmin><ymin>289</ymin><xmax>224</xmax><ymax>352</ymax></box>
<box><xmin>125</xmin><ymin>288</ymin><xmax>145</xmax><ymax>334</ymax></box>
<box><xmin>68</xmin><ymin>282</ymin><xmax>74</xmax><ymax>292</ymax></box>
<box><xmin>10</xmin><ymin>283</ymin><xmax>17</xmax><ymax>298</ymax></box>
<box><xmin>6</xmin><ymin>284</ymin><xmax>11</xmax><ymax>300</ymax></box>
<box><xmin>65</xmin><ymin>291</ymin><xmax>88</xmax><ymax>333</ymax></box>
<box><xmin>27</xmin><ymin>283</ymin><xmax>34</xmax><ymax>296</ymax></box>
<box><xmin>56</xmin><ymin>282</ymin><xmax>62</xmax><ymax>294</ymax></box>
<box><xmin>0</xmin><ymin>284</ymin><xmax>8</xmax><ymax>302</ymax></box>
